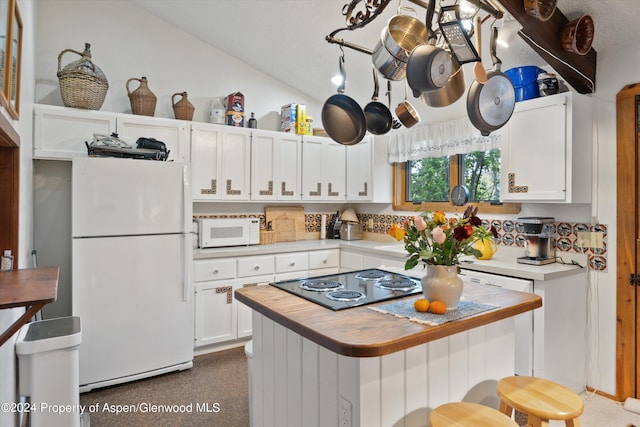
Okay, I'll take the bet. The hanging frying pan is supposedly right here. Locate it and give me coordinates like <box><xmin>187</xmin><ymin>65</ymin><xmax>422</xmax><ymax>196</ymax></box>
<box><xmin>466</xmin><ymin>26</ymin><xmax>515</xmax><ymax>136</ymax></box>
<box><xmin>364</xmin><ymin>68</ymin><xmax>393</xmax><ymax>135</ymax></box>
<box><xmin>321</xmin><ymin>56</ymin><xmax>367</xmax><ymax>145</ymax></box>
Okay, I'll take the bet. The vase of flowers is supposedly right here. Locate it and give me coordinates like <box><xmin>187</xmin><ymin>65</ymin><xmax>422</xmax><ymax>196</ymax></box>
<box><xmin>388</xmin><ymin>206</ymin><xmax>498</xmax><ymax>309</ymax></box>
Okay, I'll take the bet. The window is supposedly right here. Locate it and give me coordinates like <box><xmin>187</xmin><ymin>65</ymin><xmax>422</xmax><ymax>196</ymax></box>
<box><xmin>393</xmin><ymin>149</ymin><xmax>520</xmax><ymax>214</ymax></box>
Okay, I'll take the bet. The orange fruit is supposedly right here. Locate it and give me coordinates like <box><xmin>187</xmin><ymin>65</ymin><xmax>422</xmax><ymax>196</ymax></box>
<box><xmin>413</xmin><ymin>298</ymin><xmax>430</xmax><ymax>312</ymax></box>
<box><xmin>429</xmin><ymin>300</ymin><xmax>447</xmax><ymax>314</ymax></box>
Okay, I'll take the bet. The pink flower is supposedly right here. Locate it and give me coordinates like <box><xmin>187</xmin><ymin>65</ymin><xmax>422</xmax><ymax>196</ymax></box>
<box><xmin>431</xmin><ymin>227</ymin><xmax>446</xmax><ymax>244</ymax></box>
<box><xmin>413</xmin><ymin>215</ymin><xmax>427</xmax><ymax>231</ymax></box>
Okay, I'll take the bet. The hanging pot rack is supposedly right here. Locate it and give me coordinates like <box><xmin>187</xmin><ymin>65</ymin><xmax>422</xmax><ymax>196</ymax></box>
<box><xmin>325</xmin><ymin>0</ymin><xmax>504</xmax><ymax>55</ymax></box>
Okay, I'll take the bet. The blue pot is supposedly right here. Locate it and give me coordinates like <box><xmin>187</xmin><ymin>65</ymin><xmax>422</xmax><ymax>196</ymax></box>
<box><xmin>504</xmin><ymin>66</ymin><xmax>546</xmax><ymax>86</ymax></box>
<box><xmin>514</xmin><ymin>82</ymin><xmax>540</xmax><ymax>102</ymax></box>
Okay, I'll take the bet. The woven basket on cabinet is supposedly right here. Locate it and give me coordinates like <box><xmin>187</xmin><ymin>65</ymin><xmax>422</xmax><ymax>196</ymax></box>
<box><xmin>57</xmin><ymin>43</ymin><xmax>108</xmax><ymax>110</ymax></box>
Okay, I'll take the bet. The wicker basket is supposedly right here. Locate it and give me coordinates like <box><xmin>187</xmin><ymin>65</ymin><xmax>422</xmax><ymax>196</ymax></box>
<box><xmin>57</xmin><ymin>43</ymin><xmax>108</xmax><ymax>110</ymax></box>
<box><xmin>260</xmin><ymin>230</ymin><xmax>276</xmax><ymax>245</ymax></box>
<box><xmin>127</xmin><ymin>77</ymin><xmax>157</xmax><ymax>116</ymax></box>
<box><xmin>172</xmin><ymin>92</ymin><xmax>195</xmax><ymax>121</ymax></box>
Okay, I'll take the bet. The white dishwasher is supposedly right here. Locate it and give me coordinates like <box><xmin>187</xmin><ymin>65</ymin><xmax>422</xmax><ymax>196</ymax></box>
<box><xmin>459</xmin><ymin>269</ymin><xmax>534</xmax><ymax>377</ymax></box>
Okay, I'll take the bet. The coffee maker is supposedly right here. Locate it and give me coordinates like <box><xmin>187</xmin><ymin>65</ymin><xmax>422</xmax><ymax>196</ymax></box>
<box><xmin>517</xmin><ymin>217</ymin><xmax>556</xmax><ymax>265</ymax></box>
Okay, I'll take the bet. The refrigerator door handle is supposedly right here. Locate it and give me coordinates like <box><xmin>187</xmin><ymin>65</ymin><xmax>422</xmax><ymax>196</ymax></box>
<box><xmin>182</xmin><ymin>163</ymin><xmax>193</xmax><ymax>303</ymax></box>
<box><xmin>183</xmin><ymin>234</ymin><xmax>192</xmax><ymax>302</ymax></box>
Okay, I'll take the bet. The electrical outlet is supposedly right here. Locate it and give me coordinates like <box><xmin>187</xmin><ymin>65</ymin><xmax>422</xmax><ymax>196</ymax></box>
<box><xmin>367</xmin><ymin>218</ymin><xmax>374</xmax><ymax>229</ymax></box>
<box><xmin>577</xmin><ymin>231</ymin><xmax>604</xmax><ymax>249</ymax></box>
<box><xmin>339</xmin><ymin>396</ymin><xmax>352</xmax><ymax>427</ymax></box>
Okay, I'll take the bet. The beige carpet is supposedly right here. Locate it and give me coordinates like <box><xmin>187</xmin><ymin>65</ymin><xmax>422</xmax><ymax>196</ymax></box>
<box><xmin>79</xmin><ymin>346</ymin><xmax>250</xmax><ymax>426</ymax></box>
<box><xmin>79</xmin><ymin>346</ymin><xmax>640</xmax><ymax>427</ymax></box>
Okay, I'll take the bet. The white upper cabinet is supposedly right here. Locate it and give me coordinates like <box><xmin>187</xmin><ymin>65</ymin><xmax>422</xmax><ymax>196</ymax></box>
<box><xmin>250</xmin><ymin>130</ymin><xmax>302</xmax><ymax>201</ymax></box>
<box><xmin>190</xmin><ymin>122</ymin><xmax>222</xmax><ymax>200</ymax></box>
<box><xmin>500</xmin><ymin>92</ymin><xmax>593</xmax><ymax>203</ymax></box>
<box><xmin>33</xmin><ymin>104</ymin><xmax>189</xmax><ymax>162</ymax></box>
<box><xmin>33</xmin><ymin>104</ymin><xmax>116</xmax><ymax>160</ymax></box>
<box><xmin>117</xmin><ymin>113</ymin><xmax>189</xmax><ymax>162</ymax></box>
<box><xmin>346</xmin><ymin>135</ymin><xmax>372</xmax><ymax>201</ymax></box>
<box><xmin>301</xmin><ymin>135</ymin><xmax>346</xmax><ymax>201</ymax></box>
<box><xmin>190</xmin><ymin>123</ymin><xmax>251</xmax><ymax>201</ymax></box>
<box><xmin>220</xmin><ymin>127</ymin><xmax>252</xmax><ymax>200</ymax></box>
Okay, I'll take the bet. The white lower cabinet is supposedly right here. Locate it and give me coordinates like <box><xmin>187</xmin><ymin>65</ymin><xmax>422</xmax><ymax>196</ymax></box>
<box><xmin>194</xmin><ymin>249</ymin><xmax>339</xmax><ymax>351</ymax></box>
<box><xmin>194</xmin><ymin>278</ymin><xmax>237</xmax><ymax>346</ymax></box>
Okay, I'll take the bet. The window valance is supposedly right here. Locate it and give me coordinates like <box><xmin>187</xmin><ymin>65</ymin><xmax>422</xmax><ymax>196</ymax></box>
<box><xmin>387</xmin><ymin>117</ymin><xmax>501</xmax><ymax>163</ymax></box>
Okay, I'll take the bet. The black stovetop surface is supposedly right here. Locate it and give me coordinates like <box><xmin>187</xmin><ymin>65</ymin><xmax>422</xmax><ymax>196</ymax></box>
<box><xmin>269</xmin><ymin>268</ymin><xmax>422</xmax><ymax>311</ymax></box>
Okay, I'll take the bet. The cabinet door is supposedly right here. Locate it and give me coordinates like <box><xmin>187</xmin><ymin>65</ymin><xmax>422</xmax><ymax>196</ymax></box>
<box><xmin>323</xmin><ymin>139</ymin><xmax>346</xmax><ymax>201</ymax></box>
<box><xmin>250</xmin><ymin>130</ymin><xmax>277</xmax><ymax>201</ymax></box>
<box><xmin>116</xmin><ymin>114</ymin><xmax>189</xmax><ymax>162</ymax></box>
<box><xmin>236</xmin><ymin>274</ymin><xmax>274</xmax><ymax>339</ymax></box>
<box><xmin>190</xmin><ymin>123</ymin><xmax>222</xmax><ymax>200</ymax></box>
<box><xmin>275</xmin><ymin>133</ymin><xmax>302</xmax><ymax>200</ymax></box>
<box><xmin>346</xmin><ymin>136</ymin><xmax>373</xmax><ymax>201</ymax></box>
<box><xmin>301</xmin><ymin>136</ymin><xmax>324</xmax><ymax>200</ymax></box>
<box><xmin>194</xmin><ymin>279</ymin><xmax>237</xmax><ymax>347</ymax></box>
<box><xmin>33</xmin><ymin>104</ymin><xmax>116</xmax><ymax>160</ymax></box>
<box><xmin>220</xmin><ymin>127</ymin><xmax>251</xmax><ymax>200</ymax></box>
<box><xmin>302</xmin><ymin>136</ymin><xmax>346</xmax><ymax>201</ymax></box>
<box><xmin>501</xmin><ymin>95</ymin><xmax>567</xmax><ymax>201</ymax></box>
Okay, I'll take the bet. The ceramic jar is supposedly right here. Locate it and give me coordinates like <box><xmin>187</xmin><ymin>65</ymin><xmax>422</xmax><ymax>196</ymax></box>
<box><xmin>421</xmin><ymin>265</ymin><xmax>463</xmax><ymax>310</ymax></box>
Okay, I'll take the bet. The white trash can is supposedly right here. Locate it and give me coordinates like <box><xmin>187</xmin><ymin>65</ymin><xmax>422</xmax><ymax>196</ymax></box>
<box><xmin>15</xmin><ymin>316</ymin><xmax>82</xmax><ymax>427</ymax></box>
<box><xmin>244</xmin><ymin>340</ymin><xmax>253</xmax><ymax>426</ymax></box>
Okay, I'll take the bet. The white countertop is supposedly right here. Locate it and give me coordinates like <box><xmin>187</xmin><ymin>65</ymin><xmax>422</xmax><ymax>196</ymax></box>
<box><xmin>194</xmin><ymin>238</ymin><xmax>585</xmax><ymax>281</ymax></box>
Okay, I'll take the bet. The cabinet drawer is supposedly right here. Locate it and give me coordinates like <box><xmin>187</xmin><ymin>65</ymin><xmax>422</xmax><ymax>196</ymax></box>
<box><xmin>194</xmin><ymin>259</ymin><xmax>236</xmax><ymax>282</ymax></box>
<box><xmin>340</xmin><ymin>251</ymin><xmax>363</xmax><ymax>271</ymax></box>
<box><xmin>275</xmin><ymin>252</ymin><xmax>308</xmax><ymax>273</ymax></box>
<box><xmin>308</xmin><ymin>249</ymin><xmax>339</xmax><ymax>270</ymax></box>
<box><xmin>237</xmin><ymin>255</ymin><xmax>275</xmax><ymax>277</ymax></box>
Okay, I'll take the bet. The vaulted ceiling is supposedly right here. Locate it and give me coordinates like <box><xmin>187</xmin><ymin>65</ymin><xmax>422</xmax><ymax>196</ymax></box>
<box><xmin>128</xmin><ymin>0</ymin><xmax>636</xmax><ymax>110</ymax></box>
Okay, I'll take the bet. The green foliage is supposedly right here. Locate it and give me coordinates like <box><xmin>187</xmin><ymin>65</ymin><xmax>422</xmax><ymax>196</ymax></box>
<box><xmin>408</xmin><ymin>149</ymin><xmax>501</xmax><ymax>203</ymax></box>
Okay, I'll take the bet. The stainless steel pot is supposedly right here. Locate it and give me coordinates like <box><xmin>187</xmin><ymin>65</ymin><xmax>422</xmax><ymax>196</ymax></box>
<box><xmin>420</xmin><ymin>58</ymin><xmax>465</xmax><ymax>107</ymax></box>
<box><xmin>372</xmin><ymin>9</ymin><xmax>429</xmax><ymax>81</ymax></box>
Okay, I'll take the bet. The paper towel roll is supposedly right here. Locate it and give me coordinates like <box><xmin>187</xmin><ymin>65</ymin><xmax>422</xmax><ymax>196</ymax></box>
<box><xmin>320</xmin><ymin>214</ymin><xmax>327</xmax><ymax>240</ymax></box>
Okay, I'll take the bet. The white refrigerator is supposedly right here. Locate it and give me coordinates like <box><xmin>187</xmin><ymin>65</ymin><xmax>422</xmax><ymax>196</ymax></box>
<box><xmin>71</xmin><ymin>157</ymin><xmax>193</xmax><ymax>392</ymax></box>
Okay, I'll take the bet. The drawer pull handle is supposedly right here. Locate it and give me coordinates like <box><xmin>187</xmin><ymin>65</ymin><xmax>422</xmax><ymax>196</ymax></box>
<box><xmin>254</xmin><ymin>265</ymin><xmax>260</xmax><ymax>270</ymax></box>
<box><xmin>322</xmin><ymin>259</ymin><xmax>327</xmax><ymax>264</ymax></box>
<box><xmin>213</xmin><ymin>269</ymin><xmax>220</xmax><ymax>275</ymax></box>
<box><xmin>290</xmin><ymin>261</ymin><xmax>295</xmax><ymax>267</ymax></box>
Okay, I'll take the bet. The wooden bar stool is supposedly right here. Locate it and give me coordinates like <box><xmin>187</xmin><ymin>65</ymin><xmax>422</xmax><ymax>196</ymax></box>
<box><xmin>496</xmin><ymin>376</ymin><xmax>584</xmax><ymax>427</ymax></box>
<box><xmin>431</xmin><ymin>402</ymin><xmax>519</xmax><ymax>427</ymax></box>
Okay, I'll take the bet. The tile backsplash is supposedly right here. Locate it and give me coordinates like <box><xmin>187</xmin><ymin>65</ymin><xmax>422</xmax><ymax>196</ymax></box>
<box><xmin>194</xmin><ymin>213</ymin><xmax>607</xmax><ymax>271</ymax></box>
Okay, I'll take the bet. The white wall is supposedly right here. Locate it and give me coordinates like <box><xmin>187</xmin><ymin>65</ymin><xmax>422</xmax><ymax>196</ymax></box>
<box><xmin>0</xmin><ymin>1</ymin><xmax>36</xmax><ymax>426</ymax></box>
<box><xmin>27</xmin><ymin>0</ymin><xmax>634</xmax><ymax>399</ymax></box>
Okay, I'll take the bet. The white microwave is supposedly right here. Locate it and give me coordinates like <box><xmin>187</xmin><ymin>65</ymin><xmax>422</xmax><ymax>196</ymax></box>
<box><xmin>196</xmin><ymin>218</ymin><xmax>260</xmax><ymax>248</ymax></box>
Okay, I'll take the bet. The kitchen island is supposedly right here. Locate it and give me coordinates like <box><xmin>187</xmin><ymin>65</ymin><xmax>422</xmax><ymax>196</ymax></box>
<box><xmin>235</xmin><ymin>278</ymin><xmax>541</xmax><ymax>427</ymax></box>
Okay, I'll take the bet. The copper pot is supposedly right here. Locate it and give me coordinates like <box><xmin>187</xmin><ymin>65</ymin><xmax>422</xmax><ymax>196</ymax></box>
<box><xmin>561</xmin><ymin>15</ymin><xmax>594</xmax><ymax>56</ymax></box>
<box><xmin>395</xmin><ymin>83</ymin><xmax>421</xmax><ymax>128</ymax></box>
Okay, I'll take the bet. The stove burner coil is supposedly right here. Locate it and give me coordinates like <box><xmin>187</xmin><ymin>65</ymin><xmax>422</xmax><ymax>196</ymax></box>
<box><xmin>355</xmin><ymin>270</ymin><xmax>388</xmax><ymax>280</ymax></box>
<box><xmin>299</xmin><ymin>280</ymin><xmax>344</xmax><ymax>292</ymax></box>
<box><xmin>375</xmin><ymin>279</ymin><xmax>418</xmax><ymax>292</ymax></box>
<box><xmin>325</xmin><ymin>290</ymin><xmax>366</xmax><ymax>302</ymax></box>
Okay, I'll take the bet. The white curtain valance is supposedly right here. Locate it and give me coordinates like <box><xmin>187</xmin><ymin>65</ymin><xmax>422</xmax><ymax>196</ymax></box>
<box><xmin>387</xmin><ymin>117</ymin><xmax>502</xmax><ymax>163</ymax></box>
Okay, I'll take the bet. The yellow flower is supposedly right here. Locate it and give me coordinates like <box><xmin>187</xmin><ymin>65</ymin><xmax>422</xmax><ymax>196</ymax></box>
<box><xmin>388</xmin><ymin>223</ymin><xmax>405</xmax><ymax>241</ymax></box>
<box><xmin>433</xmin><ymin>211</ymin><xmax>446</xmax><ymax>225</ymax></box>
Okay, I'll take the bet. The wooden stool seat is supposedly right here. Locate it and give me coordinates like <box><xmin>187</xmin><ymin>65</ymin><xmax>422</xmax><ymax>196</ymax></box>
<box><xmin>431</xmin><ymin>402</ymin><xmax>520</xmax><ymax>427</ymax></box>
<box><xmin>497</xmin><ymin>376</ymin><xmax>584</xmax><ymax>427</ymax></box>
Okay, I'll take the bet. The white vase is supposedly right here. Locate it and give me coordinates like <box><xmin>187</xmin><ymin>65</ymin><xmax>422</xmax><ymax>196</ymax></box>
<box><xmin>421</xmin><ymin>265</ymin><xmax>463</xmax><ymax>309</ymax></box>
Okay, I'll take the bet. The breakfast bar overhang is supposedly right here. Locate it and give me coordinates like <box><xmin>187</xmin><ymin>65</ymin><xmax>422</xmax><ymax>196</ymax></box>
<box><xmin>235</xmin><ymin>278</ymin><xmax>541</xmax><ymax>427</ymax></box>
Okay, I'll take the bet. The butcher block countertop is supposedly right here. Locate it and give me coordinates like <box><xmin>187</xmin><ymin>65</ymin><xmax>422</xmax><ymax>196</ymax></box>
<box><xmin>235</xmin><ymin>279</ymin><xmax>541</xmax><ymax>358</ymax></box>
<box><xmin>0</xmin><ymin>267</ymin><xmax>59</xmax><ymax>346</ymax></box>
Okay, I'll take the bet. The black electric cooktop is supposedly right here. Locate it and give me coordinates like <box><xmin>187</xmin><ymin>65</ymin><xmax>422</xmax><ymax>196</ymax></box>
<box><xmin>270</xmin><ymin>268</ymin><xmax>422</xmax><ymax>311</ymax></box>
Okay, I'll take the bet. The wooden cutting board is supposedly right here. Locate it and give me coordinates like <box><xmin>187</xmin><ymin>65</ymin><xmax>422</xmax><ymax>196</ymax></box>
<box><xmin>265</xmin><ymin>206</ymin><xmax>305</xmax><ymax>242</ymax></box>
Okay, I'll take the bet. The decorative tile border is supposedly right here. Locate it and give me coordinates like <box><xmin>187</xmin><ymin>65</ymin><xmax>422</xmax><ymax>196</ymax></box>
<box><xmin>194</xmin><ymin>213</ymin><xmax>608</xmax><ymax>271</ymax></box>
